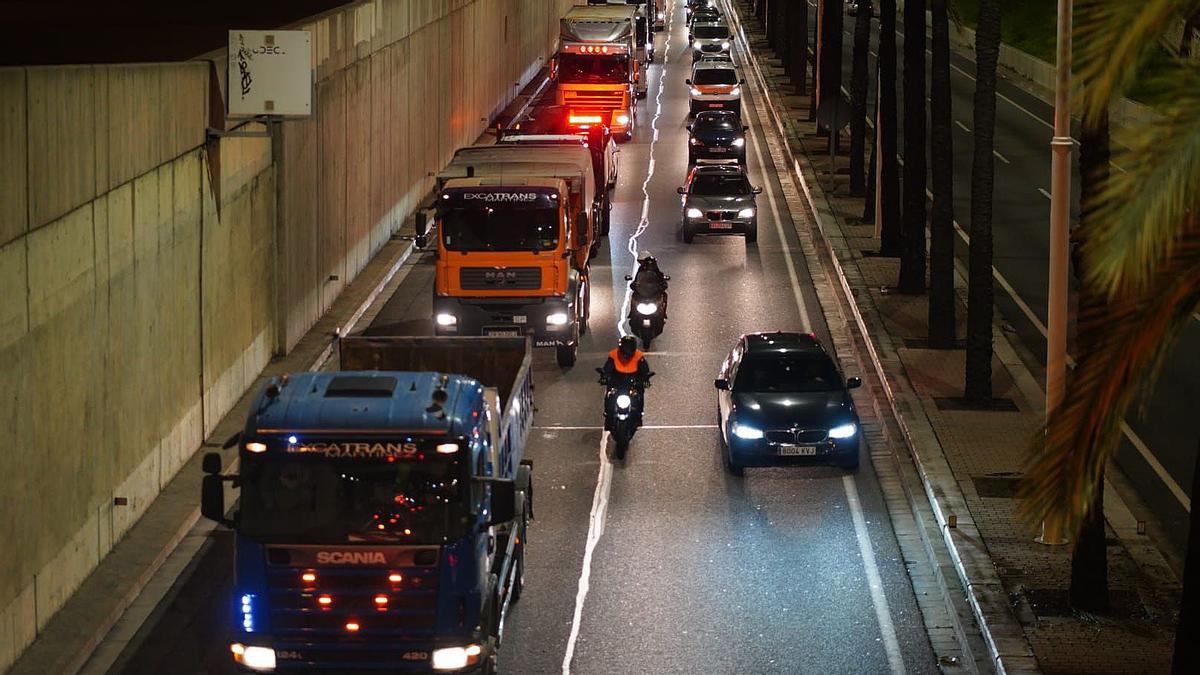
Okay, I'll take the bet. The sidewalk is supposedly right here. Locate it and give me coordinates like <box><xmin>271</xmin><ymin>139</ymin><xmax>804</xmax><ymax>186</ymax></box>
<box><xmin>729</xmin><ymin>2</ymin><xmax>1182</xmax><ymax>674</ymax></box>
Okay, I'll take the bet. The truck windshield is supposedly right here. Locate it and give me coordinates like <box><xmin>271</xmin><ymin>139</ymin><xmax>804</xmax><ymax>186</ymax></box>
<box><xmin>239</xmin><ymin>451</ymin><xmax>470</xmax><ymax>545</ymax></box>
<box><xmin>559</xmin><ymin>52</ymin><xmax>630</xmax><ymax>84</ymax></box>
<box><xmin>442</xmin><ymin>201</ymin><xmax>561</xmax><ymax>252</ymax></box>
<box><xmin>693</xmin><ymin>25</ymin><xmax>731</xmax><ymax>39</ymax></box>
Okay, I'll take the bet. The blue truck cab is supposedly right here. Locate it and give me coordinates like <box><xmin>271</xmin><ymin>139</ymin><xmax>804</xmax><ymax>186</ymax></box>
<box><xmin>201</xmin><ymin>337</ymin><xmax>534</xmax><ymax>674</ymax></box>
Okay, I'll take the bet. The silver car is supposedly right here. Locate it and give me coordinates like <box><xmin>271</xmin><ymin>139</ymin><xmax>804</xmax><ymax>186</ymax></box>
<box><xmin>691</xmin><ymin>21</ymin><xmax>733</xmax><ymax>61</ymax></box>
<box><xmin>677</xmin><ymin>165</ymin><xmax>761</xmax><ymax>244</ymax></box>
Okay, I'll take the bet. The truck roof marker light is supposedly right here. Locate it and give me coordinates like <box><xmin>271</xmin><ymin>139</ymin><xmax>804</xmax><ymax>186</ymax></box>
<box><xmin>317</xmin><ymin>594</ymin><xmax>333</xmax><ymax>607</ymax></box>
<box><xmin>301</xmin><ymin>571</ymin><xmax>317</xmax><ymax>584</ymax></box>
<box><xmin>287</xmin><ymin>435</ymin><xmax>297</xmax><ymax>445</ymax></box>
<box><xmin>388</xmin><ymin>573</ymin><xmax>403</xmax><ymax>583</ymax></box>
<box><xmin>246</xmin><ymin>442</ymin><xmax>267</xmax><ymax>453</ymax></box>
<box><xmin>374</xmin><ymin>595</ymin><xmax>389</xmax><ymax>608</ymax></box>
<box><xmin>345</xmin><ymin>621</ymin><xmax>361</xmax><ymax>632</ymax></box>
<box><xmin>436</xmin><ymin>443</ymin><xmax>459</xmax><ymax>454</ymax></box>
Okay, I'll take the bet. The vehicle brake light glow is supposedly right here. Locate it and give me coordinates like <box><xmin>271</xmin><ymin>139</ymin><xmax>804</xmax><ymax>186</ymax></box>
<box><xmin>577</xmin><ymin>45</ymin><xmax>610</xmax><ymax>54</ymax></box>
<box><xmin>317</xmin><ymin>594</ymin><xmax>333</xmax><ymax>607</ymax></box>
<box><xmin>345</xmin><ymin>621</ymin><xmax>361</xmax><ymax>632</ymax></box>
<box><xmin>374</xmin><ymin>595</ymin><xmax>389</xmax><ymax>607</ymax></box>
<box><xmin>436</xmin><ymin>443</ymin><xmax>459</xmax><ymax>454</ymax></box>
<box><xmin>569</xmin><ymin>115</ymin><xmax>604</xmax><ymax>125</ymax></box>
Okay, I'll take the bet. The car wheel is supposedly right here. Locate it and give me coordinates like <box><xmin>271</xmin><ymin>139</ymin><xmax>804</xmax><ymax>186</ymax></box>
<box><xmin>683</xmin><ymin>226</ymin><xmax>695</xmax><ymax>244</ymax></box>
<box><xmin>745</xmin><ymin>225</ymin><xmax>758</xmax><ymax>244</ymax></box>
<box><xmin>838</xmin><ymin>448</ymin><xmax>861</xmax><ymax>473</ymax></box>
<box><xmin>723</xmin><ymin>446</ymin><xmax>744</xmax><ymax>476</ymax></box>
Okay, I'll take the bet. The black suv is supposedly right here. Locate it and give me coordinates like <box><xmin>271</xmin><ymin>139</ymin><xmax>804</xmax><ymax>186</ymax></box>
<box><xmin>688</xmin><ymin>110</ymin><xmax>748</xmax><ymax>165</ymax></box>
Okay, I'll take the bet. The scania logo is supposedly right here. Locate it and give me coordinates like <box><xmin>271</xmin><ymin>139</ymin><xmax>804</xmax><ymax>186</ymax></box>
<box><xmin>315</xmin><ymin>551</ymin><xmax>387</xmax><ymax>565</ymax></box>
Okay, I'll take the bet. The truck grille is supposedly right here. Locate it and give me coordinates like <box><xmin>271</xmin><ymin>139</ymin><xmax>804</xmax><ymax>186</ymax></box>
<box><xmin>563</xmin><ymin>89</ymin><xmax>625</xmax><ymax>108</ymax></box>
<box><xmin>460</xmin><ymin>266</ymin><xmax>542</xmax><ymax>290</ymax></box>
<box><xmin>266</xmin><ymin>566</ymin><xmax>440</xmax><ymax>641</ymax></box>
<box><xmin>765</xmin><ymin>429</ymin><xmax>828</xmax><ymax>444</ymax></box>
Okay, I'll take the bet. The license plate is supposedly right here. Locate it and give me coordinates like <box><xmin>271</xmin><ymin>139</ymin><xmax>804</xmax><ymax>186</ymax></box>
<box><xmin>484</xmin><ymin>327</ymin><xmax>521</xmax><ymax>337</ymax></box>
<box><xmin>708</xmin><ymin>103</ymin><xmax>724</xmax><ymax>108</ymax></box>
<box><xmin>512</xmin><ymin>315</ymin><xmax>527</xmax><ymax>324</ymax></box>
<box><xmin>778</xmin><ymin>445</ymin><xmax>817</xmax><ymax>456</ymax></box>
<box><xmin>642</xmin><ymin>319</ymin><xmax>651</xmax><ymax>327</ymax></box>
<box><xmin>709</xmin><ymin>147</ymin><xmax>727</xmax><ymax>153</ymax></box>
<box><xmin>709</xmin><ymin>222</ymin><xmax>733</xmax><ymax>229</ymax></box>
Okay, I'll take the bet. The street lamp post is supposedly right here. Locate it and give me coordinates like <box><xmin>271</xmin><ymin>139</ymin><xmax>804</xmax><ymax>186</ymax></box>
<box><xmin>1039</xmin><ymin>0</ymin><xmax>1072</xmax><ymax>546</ymax></box>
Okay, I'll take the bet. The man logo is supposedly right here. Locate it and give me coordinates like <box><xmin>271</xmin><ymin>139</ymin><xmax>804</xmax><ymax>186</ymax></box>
<box><xmin>484</xmin><ymin>270</ymin><xmax>518</xmax><ymax>284</ymax></box>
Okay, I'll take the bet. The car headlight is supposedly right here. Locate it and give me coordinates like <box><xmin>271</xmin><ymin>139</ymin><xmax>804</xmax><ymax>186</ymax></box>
<box><xmin>731</xmin><ymin>137</ymin><xmax>745</xmax><ymax>147</ymax></box>
<box><xmin>690</xmin><ymin>137</ymin><xmax>702</xmax><ymax>146</ymax></box>
<box><xmin>690</xmin><ymin>86</ymin><xmax>702</xmax><ymax>97</ymax></box>
<box><xmin>636</xmin><ymin>302</ymin><xmax>658</xmax><ymax>315</ymax></box>
<box><xmin>435</xmin><ymin>312</ymin><xmax>457</xmax><ymax>327</ymax></box>
<box><xmin>730</xmin><ymin>86</ymin><xmax>741</xmax><ymax>96</ymax></box>
<box><xmin>432</xmin><ymin>645</ymin><xmax>483</xmax><ymax>671</ymax></box>
<box><xmin>546</xmin><ymin>312</ymin><xmax>569</xmax><ymax>326</ymax></box>
<box><xmin>721</xmin><ymin>41</ymin><xmax>731</xmax><ymax>50</ymax></box>
<box><xmin>686</xmin><ymin>207</ymin><xmax>704</xmax><ymax>219</ymax></box>
<box><xmin>737</xmin><ymin>207</ymin><xmax>755</xmax><ymax>218</ymax></box>
<box><xmin>231</xmin><ymin>644</ymin><xmax>276</xmax><ymax>672</ymax></box>
<box><xmin>615</xmin><ymin>394</ymin><xmax>632</xmax><ymax>410</ymax></box>
<box><xmin>732</xmin><ymin>422</ymin><xmax>764</xmax><ymax>440</ymax></box>
<box><xmin>829</xmin><ymin>423</ymin><xmax>857</xmax><ymax>439</ymax></box>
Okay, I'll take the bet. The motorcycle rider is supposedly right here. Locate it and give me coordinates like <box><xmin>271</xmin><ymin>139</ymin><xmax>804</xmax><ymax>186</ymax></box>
<box><xmin>629</xmin><ymin>252</ymin><xmax>669</xmax><ymax>318</ymax></box>
<box><xmin>600</xmin><ymin>335</ymin><xmax>652</xmax><ymax>385</ymax></box>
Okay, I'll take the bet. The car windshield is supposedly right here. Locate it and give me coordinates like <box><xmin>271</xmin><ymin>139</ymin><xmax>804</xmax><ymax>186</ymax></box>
<box><xmin>735</xmin><ymin>354</ymin><xmax>843</xmax><ymax>393</ymax></box>
<box><xmin>693</xmin><ymin>68</ymin><xmax>737</xmax><ymax>85</ymax></box>
<box><xmin>691</xmin><ymin>11</ymin><xmax>720</xmax><ymax>24</ymax></box>
<box><xmin>694</xmin><ymin>25</ymin><xmax>730</xmax><ymax>39</ymax></box>
<box><xmin>559</xmin><ymin>53</ymin><xmax>631</xmax><ymax>84</ymax></box>
<box><xmin>695</xmin><ymin>113</ymin><xmax>739</xmax><ymax>131</ymax></box>
<box><xmin>441</xmin><ymin>193</ymin><xmax>560</xmax><ymax>252</ymax></box>
<box><xmin>690</xmin><ymin>172</ymin><xmax>751</xmax><ymax>195</ymax></box>
<box><xmin>240</xmin><ymin>449</ymin><xmax>470</xmax><ymax>545</ymax></box>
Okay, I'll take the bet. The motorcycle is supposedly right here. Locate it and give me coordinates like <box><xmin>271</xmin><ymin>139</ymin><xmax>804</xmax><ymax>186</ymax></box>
<box><xmin>625</xmin><ymin>273</ymin><xmax>669</xmax><ymax>349</ymax></box>
<box><xmin>597</xmin><ymin>368</ymin><xmax>654</xmax><ymax>460</ymax></box>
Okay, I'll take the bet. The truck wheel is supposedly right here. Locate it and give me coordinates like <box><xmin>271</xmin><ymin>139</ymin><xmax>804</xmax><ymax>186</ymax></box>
<box><xmin>556</xmin><ymin>344</ymin><xmax>577</xmax><ymax>368</ymax></box>
<box><xmin>601</xmin><ymin>204</ymin><xmax>611</xmax><ymax>236</ymax></box>
<box><xmin>510</xmin><ymin>527</ymin><xmax>526</xmax><ymax>604</ymax></box>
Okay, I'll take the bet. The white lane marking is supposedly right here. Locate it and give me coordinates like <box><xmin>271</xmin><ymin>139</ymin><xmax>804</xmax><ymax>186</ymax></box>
<box><xmin>536</xmin><ymin>425</ymin><xmax>718</xmax><ymax>431</ymax></box>
<box><xmin>993</xmin><ymin>149</ymin><xmax>1011</xmax><ymax>164</ymax></box>
<box><xmin>843</xmin><ymin>475</ymin><xmax>907</xmax><ymax>674</ymax></box>
<box><xmin>561</xmin><ymin>431</ymin><xmax>614</xmax><ymax>675</ymax></box>
<box><xmin>955</xmin><ymin>119</ymin><xmax>971</xmax><ymax>133</ymax></box>
<box><xmin>1037</xmin><ymin>187</ymin><xmax>1052</xmax><ymax>200</ymax></box>
<box><xmin>563</xmin><ymin>11</ymin><xmax>675</xmax><ymax>675</ymax></box>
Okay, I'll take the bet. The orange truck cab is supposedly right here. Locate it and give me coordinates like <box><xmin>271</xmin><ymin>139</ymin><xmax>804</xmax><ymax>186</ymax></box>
<box><xmin>557</xmin><ymin>4</ymin><xmax>644</xmax><ymax>140</ymax></box>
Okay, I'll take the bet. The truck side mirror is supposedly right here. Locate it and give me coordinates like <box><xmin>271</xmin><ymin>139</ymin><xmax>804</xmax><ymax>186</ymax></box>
<box><xmin>415</xmin><ymin>210</ymin><xmax>429</xmax><ymax>249</ymax></box>
<box><xmin>752</xmin><ymin>186</ymin><xmax>763</xmax><ymax>194</ymax></box>
<box><xmin>714</xmin><ymin>378</ymin><xmax>730</xmax><ymax>390</ymax></box>
<box><xmin>847</xmin><ymin>377</ymin><xmax>863</xmax><ymax>389</ymax></box>
<box><xmin>201</xmin><ymin>474</ymin><xmax>230</xmax><ymax>526</ymax></box>
<box><xmin>487</xmin><ymin>479</ymin><xmax>517</xmax><ymax>526</ymax></box>
<box><xmin>740</xmin><ymin>78</ymin><xmax>746</xmax><ymax>84</ymax></box>
<box><xmin>684</xmin><ymin>78</ymin><xmax>691</xmax><ymax>85</ymax></box>
<box><xmin>743</xmin><ymin>125</ymin><xmax>750</xmax><ymax>132</ymax></box>
<box><xmin>202</xmin><ymin>451</ymin><xmax>223</xmax><ymax>474</ymax></box>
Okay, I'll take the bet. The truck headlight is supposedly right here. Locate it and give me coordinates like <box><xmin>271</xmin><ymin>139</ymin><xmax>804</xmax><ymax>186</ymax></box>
<box><xmin>689</xmin><ymin>86</ymin><xmax>702</xmax><ymax>97</ymax></box>
<box><xmin>737</xmin><ymin>207</ymin><xmax>755</xmax><ymax>218</ymax></box>
<box><xmin>686</xmin><ymin>207</ymin><xmax>704</xmax><ymax>219</ymax></box>
<box><xmin>231</xmin><ymin>644</ymin><xmax>276</xmax><ymax>672</ymax></box>
<box><xmin>436</xmin><ymin>312</ymin><xmax>457</xmax><ymax>327</ymax></box>
<box><xmin>636</xmin><ymin>302</ymin><xmax>658</xmax><ymax>315</ymax></box>
<box><xmin>731</xmin><ymin>137</ymin><xmax>745</xmax><ymax>147</ymax></box>
<box><xmin>732</xmin><ymin>422</ymin><xmax>764</xmax><ymax>440</ymax></box>
<box><xmin>829</xmin><ymin>423</ymin><xmax>858</xmax><ymax>439</ymax></box>
<box><xmin>615</xmin><ymin>112</ymin><xmax>630</xmax><ymax>126</ymax></box>
<box><xmin>432</xmin><ymin>644</ymin><xmax>483</xmax><ymax>670</ymax></box>
<box><xmin>546</xmin><ymin>312</ymin><xmax>569</xmax><ymax>326</ymax></box>
<box><xmin>615</xmin><ymin>394</ymin><xmax>632</xmax><ymax>410</ymax></box>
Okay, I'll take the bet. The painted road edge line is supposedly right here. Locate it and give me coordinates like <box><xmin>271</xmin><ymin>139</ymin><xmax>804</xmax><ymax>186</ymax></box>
<box><xmin>844</xmin><ymin>476</ymin><xmax>907</xmax><ymax>675</ymax></box>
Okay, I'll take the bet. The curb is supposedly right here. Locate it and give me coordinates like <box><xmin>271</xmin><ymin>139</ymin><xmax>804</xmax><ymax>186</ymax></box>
<box><xmin>725</xmin><ymin>3</ymin><xmax>1039</xmax><ymax>674</ymax></box>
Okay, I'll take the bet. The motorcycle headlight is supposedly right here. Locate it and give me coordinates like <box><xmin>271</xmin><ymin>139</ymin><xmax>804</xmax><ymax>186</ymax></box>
<box><xmin>686</xmin><ymin>207</ymin><xmax>704</xmax><ymax>219</ymax></box>
<box><xmin>615</xmin><ymin>394</ymin><xmax>632</xmax><ymax>410</ymax></box>
<box><xmin>732</xmin><ymin>422</ymin><xmax>764</xmax><ymax>440</ymax></box>
<box><xmin>435</xmin><ymin>312</ymin><xmax>457</xmax><ymax>327</ymax></box>
<box><xmin>737</xmin><ymin>207</ymin><xmax>755</xmax><ymax>218</ymax></box>
<box><xmin>829</xmin><ymin>423</ymin><xmax>858</xmax><ymax>439</ymax></box>
<box><xmin>546</xmin><ymin>312</ymin><xmax>569</xmax><ymax>326</ymax></box>
<box><xmin>731</xmin><ymin>137</ymin><xmax>745</xmax><ymax>147</ymax></box>
<box><xmin>690</xmin><ymin>86</ymin><xmax>702</xmax><ymax>97</ymax></box>
<box><xmin>431</xmin><ymin>645</ymin><xmax>483</xmax><ymax>671</ymax></box>
<box><xmin>636</xmin><ymin>302</ymin><xmax>658</xmax><ymax>315</ymax></box>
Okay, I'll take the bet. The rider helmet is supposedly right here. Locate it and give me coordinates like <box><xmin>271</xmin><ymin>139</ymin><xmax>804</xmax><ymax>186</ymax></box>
<box><xmin>618</xmin><ymin>335</ymin><xmax>638</xmax><ymax>359</ymax></box>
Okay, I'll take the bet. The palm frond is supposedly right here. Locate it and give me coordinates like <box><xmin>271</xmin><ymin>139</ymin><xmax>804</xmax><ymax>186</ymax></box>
<box><xmin>1083</xmin><ymin>63</ymin><xmax>1200</xmax><ymax>297</ymax></box>
<box><xmin>1075</xmin><ymin>0</ymin><xmax>1200</xmax><ymax>119</ymax></box>
<box><xmin>1017</xmin><ymin>232</ymin><xmax>1200</xmax><ymax>538</ymax></box>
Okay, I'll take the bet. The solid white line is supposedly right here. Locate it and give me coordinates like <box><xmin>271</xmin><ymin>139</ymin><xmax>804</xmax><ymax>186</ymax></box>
<box><xmin>561</xmin><ymin>431</ymin><xmax>614</xmax><ymax>674</ymax></box>
<box><xmin>843</xmin><ymin>475</ymin><xmax>907</xmax><ymax>674</ymax></box>
<box><xmin>563</xmin><ymin>11</ymin><xmax>675</xmax><ymax>675</ymax></box>
<box><xmin>1037</xmin><ymin>187</ymin><xmax>1052</xmax><ymax>200</ymax></box>
<box><xmin>955</xmin><ymin>119</ymin><xmax>971</xmax><ymax>133</ymax></box>
<box><xmin>993</xmin><ymin>149</ymin><xmax>1011</xmax><ymax>164</ymax></box>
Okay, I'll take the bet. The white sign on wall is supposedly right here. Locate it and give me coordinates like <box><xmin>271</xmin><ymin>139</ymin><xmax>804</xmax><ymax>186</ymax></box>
<box><xmin>227</xmin><ymin>30</ymin><xmax>313</xmax><ymax>117</ymax></box>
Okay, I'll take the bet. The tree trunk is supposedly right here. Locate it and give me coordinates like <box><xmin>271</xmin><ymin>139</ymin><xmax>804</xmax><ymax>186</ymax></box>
<box><xmin>878</xmin><ymin>0</ymin><xmax>901</xmax><ymax>256</ymax></box>
<box><xmin>849</xmin><ymin>0</ymin><xmax>873</xmax><ymax>196</ymax></box>
<box><xmin>776</xmin><ymin>0</ymin><xmax>790</xmax><ymax>66</ymax></box>
<box><xmin>863</xmin><ymin>77</ymin><xmax>879</xmax><ymax>224</ymax></box>
<box><xmin>1172</xmin><ymin>443</ymin><xmax>1200</xmax><ymax>673</ymax></box>
<box><xmin>816</xmin><ymin>0</ymin><xmax>845</xmax><ymax>129</ymax></box>
<box><xmin>928</xmin><ymin>0</ymin><xmax>955</xmax><ymax>346</ymax></box>
<box><xmin>1069</xmin><ymin>107</ymin><xmax>1112</xmax><ymax>612</ymax></box>
<box><xmin>898</xmin><ymin>0</ymin><xmax>927</xmax><ymax>293</ymax></box>
<box><xmin>764</xmin><ymin>0</ymin><xmax>774</xmax><ymax>42</ymax></box>
<box><xmin>794</xmin><ymin>0</ymin><xmax>810</xmax><ymax>95</ymax></box>
<box><xmin>964</xmin><ymin>0</ymin><xmax>1001</xmax><ymax>402</ymax></box>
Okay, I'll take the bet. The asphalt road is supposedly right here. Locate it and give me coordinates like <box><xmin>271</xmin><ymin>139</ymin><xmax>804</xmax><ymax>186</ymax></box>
<box><xmin>105</xmin><ymin>5</ymin><xmax>939</xmax><ymax>674</ymax></box>
<box><xmin>822</xmin><ymin>4</ymin><xmax>1195</xmax><ymax>552</ymax></box>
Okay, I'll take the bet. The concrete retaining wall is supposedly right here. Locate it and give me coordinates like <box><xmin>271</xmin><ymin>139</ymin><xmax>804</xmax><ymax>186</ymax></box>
<box><xmin>0</xmin><ymin>0</ymin><xmax>572</xmax><ymax>669</ymax></box>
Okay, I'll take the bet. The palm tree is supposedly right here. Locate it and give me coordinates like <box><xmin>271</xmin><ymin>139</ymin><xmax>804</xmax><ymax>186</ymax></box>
<box><xmin>850</xmin><ymin>1</ymin><xmax>874</xmax><ymax>196</ymax></box>
<box><xmin>1017</xmin><ymin>1</ymin><xmax>1200</xmax><ymax>669</ymax></box>
<box><xmin>964</xmin><ymin>0</ymin><xmax>1001</xmax><ymax>403</ymax></box>
<box><xmin>878</xmin><ymin>0</ymin><xmax>901</xmax><ymax>256</ymax></box>
<box><xmin>928</xmin><ymin>0</ymin><xmax>956</xmax><ymax>346</ymax></box>
<box><xmin>898</xmin><ymin>0</ymin><xmax>927</xmax><ymax>293</ymax></box>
